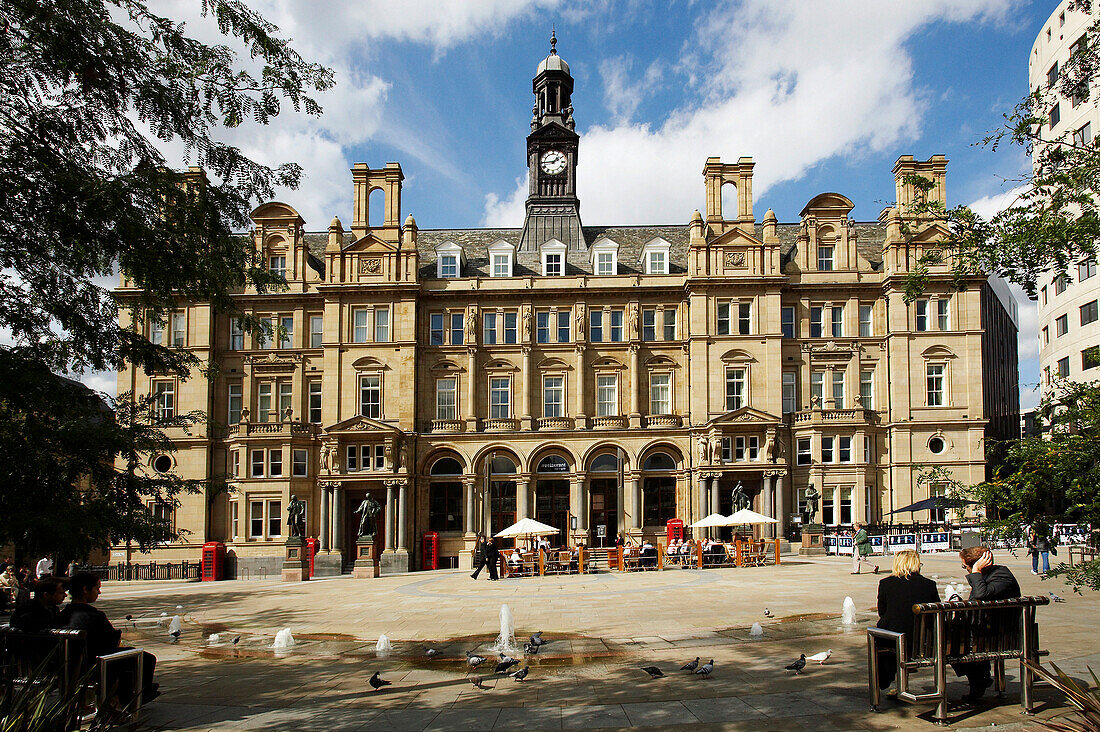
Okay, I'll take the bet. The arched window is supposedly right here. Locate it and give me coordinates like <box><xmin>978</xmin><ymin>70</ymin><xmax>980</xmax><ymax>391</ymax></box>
<box><xmin>489</xmin><ymin>455</ymin><xmax>517</xmax><ymax>475</ymax></box>
<box><xmin>590</xmin><ymin>453</ymin><xmax>619</xmax><ymax>472</ymax></box>
<box><xmin>643</xmin><ymin>452</ymin><xmax>676</xmax><ymax>471</ymax></box>
<box><xmin>430</xmin><ymin>457</ymin><xmax>462</xmax><ymax>476</ymax></box>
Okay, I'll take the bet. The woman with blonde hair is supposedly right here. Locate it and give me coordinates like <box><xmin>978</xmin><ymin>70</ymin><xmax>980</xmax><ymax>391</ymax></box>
<box><xmin>874</xmin><ymin>550</ymin><xmax>940</xmax><ymax>693</ymax></box>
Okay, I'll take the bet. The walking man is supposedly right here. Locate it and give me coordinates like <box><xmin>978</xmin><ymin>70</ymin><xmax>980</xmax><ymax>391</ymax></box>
<box><xmin>484</xmin><ymin>538</ymin><xmax>500</xmax><ymax>581</ymax></box>
<box><xmin>851</xmin><ymin>522</ymin><xmax>879</xmax><ymax>574</ymax></box>
<box><xmin>470</xmin><ymin>534</ymin><xmax>486</xmax><ymax>579</ymax></box>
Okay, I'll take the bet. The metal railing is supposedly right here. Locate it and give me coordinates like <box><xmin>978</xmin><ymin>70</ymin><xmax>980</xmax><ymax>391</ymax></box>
<box><xmin>74</xmin><ymin>561</ymin><xmax>202</xmax><ymax>582</ymax></box>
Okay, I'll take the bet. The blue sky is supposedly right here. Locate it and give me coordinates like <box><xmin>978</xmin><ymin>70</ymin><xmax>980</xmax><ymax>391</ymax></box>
<box><xmin>117</xmin><ymin>0</ymin><xmax>1061</xmax><ymax>406</ymax></box>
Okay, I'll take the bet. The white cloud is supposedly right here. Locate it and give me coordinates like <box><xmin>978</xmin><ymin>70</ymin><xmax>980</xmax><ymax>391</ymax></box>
<box><xmin>969</xmin><ymin>184</ymin><xmax>1030</xmax><ymax>220</ymax></box>
<box><xmin>600</xmin><ymin>56</ymin><xmax>665</xmax><ymax>124</ymax></box>
<box><xmin>484</xmin><ymin>0</ymin><xmax>1015</xmax><ymax>226</ymax></box>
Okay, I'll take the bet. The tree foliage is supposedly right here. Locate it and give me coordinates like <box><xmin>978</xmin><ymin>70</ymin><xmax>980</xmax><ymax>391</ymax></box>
<box><xmin>0</xmin><ymin>0</ymin><xmax>330</xmax><ymax>558</ymax></box>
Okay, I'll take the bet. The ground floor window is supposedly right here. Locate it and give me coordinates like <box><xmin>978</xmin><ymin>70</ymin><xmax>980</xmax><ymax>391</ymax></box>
<box><xmin>536</xmin><ymin>479</ymin><xmax>569</xmax><ymax>543</ymax></box>
<box><xmin>642</xmin><ymin>476</ymin><xmax>676</xmax><ymax>526</ymax></box>
<box><xmin>429</xmin><ymin>481</ymin><xmax>462</xmax><ymax>532</ymax></box>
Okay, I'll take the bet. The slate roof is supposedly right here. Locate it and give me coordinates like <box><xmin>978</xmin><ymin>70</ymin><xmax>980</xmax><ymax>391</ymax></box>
<box><xmin>300</xmin><ymin>221</ymin><xmax>888</xmax><ymax>279</ymax></box>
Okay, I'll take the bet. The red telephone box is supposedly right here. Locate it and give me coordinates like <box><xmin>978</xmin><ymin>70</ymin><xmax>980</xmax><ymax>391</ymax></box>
<box><xmin>305</xmin><ymin>538</ymin><xmax>319</xmax><ymax>578</ymax></box>
<box><xmin>666</xmin><ymin>519</ymin><xmax>684</xmax><ymax>544</ymax></box>
<box><xmin>201</xmin><ymin>541</ymin><xmax>225</xmax><ymax>581</ymax></box>
<box><xmin>422</xmin><ymin>532</ymin><xmax>439</xmax><ymax>570</ymax></box>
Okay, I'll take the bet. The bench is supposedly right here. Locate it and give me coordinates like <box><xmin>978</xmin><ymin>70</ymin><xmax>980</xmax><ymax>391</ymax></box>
<box><xmin>1067</xmin><ymin>545</ymin><xmax>1098</xmax><ymax>566</ymax></box>
<box><xmin>866</xmin><ymin>596</ymin><xmax>1049</xmax><ymax>724</ymax></box>
<box><xmin>0</xmin><ymin>623</ymin><xmax>146</xmax><ymax>728</ymax></box>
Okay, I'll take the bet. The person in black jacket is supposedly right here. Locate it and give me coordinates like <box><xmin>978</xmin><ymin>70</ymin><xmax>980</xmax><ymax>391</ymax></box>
<box><xmin>875</xmin><ymin>550</ymin><xmax>941</xmax><ymax>691</ymax></box>
<box><xmin>953</xmin><ymin>546</ymin><xmax>1021</xmax><ymax>702</ymax></box>
<box><xmin>483</xmin><ymin>538</ymin><xmax>500</xmax><ymax>581</ymax></box>
<box><xmin>470</xmin><ymin>534</ymin><xmax>486</xmax><ymax>579</ymax></box>
<box><xmin>61</xmin><ymin>572</ymin><xmax>158</xmax><ymax>704</ymax></box>
<box><xmin>10</xmin><ymin>576</ymin><xmax>66</xmax><ymax>633</ymax></box>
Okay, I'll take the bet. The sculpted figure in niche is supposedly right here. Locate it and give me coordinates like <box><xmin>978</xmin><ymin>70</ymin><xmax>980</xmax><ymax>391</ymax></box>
<box><xmin>522</xmin><ymin>305</ymin><xmax>532</xmax><ymax>342</ymax></box>
<box><xmin>697</xmin><ymin>435</ymin><xmax>709</xmax><ymax>463</ymax></box>
<box><xmin>465</xmin><ymin>306</ymin><xmax>477</xmax><ymax>342</ymax></box>
<box><xmin>354</xmin><ymin>495</ymin><xmax>383</xmax><ymax>540</ymax></box>
<box><xmin>628</xmin><ymin>304</ymin><xmax>639</xmax><ymax>340</ymax></box>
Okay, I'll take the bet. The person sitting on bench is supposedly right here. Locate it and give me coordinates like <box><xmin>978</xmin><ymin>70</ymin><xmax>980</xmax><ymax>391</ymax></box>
<box><xmin>640</xmin><ymin>539</ymin><xmax>657</xmax><ymax>568</ymax></box>
<box><xmin>61</xmin><ymin>572</ymin><xmax>159</xmax><ymax>704</ymax></box>
<box><xmin>10</xmin><ymin>576</ymin><xmax>66</xmax><ymax>632</ymax></box>
<box><xmin>953</xmin><ymin>546</ymin><xmax>1021</xmax><ymax>703</ymax></box>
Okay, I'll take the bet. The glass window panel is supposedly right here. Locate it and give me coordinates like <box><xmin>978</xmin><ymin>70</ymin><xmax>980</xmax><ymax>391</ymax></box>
<box><xmin>360</xmin><ymin>375</ymin><xmax>381</xmax><ymax>418</ymax></box>
<box><xmin>589</xmin><ymin>310</ymin><xmax>603</xmax><ymax>342</ymax></box>
<box><xmin>374</xmin><ymin>307</ymin><xmax>390</xmax><ymax>342</ymax></box>
<box><xmin>650</xmin><ymin>373</ymin><xmax>671</xmax><ymax>414</ymax></box>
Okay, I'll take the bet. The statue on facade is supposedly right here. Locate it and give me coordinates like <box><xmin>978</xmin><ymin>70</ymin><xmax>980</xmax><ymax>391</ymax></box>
<box><xmin>628</xmin><ymin>303</ymin><xmax>639</xmax><ymax>339</ymax></box>
<box><xmin>465</xmin><ymin>306</ymin><xmax>477</xmax><ymax>342</ymax></box>
<box><xmin>762</xmin><ymin>431</ymin><xmax>775</xmax><ymax>463</ymax></box>
<box><xmin>287</xmin><ymin>495</ymin><xmax>306</xmax><ymax>538</ymax></box>
<box><xmin>697</xmin><ymin>434</ymin><xmax>709</xmax><ymax>463</ymax></box>
<box><xmin>730</xmin><ymin>481</ymin><xmax>750</xmax><ymax>512</ymax></box>
<box><xmin>803</xmin><ymin>485</ymin><xmax>821</xmax><ymax>525</ymax></box>
<box><xmin>575</xmin><ymin>304</ymin><xmax>584</xmax><ymax>335</ymax></box>
<box><xmin>398</xmin><ymin>438</ymin><xmax>408</xmax><ymax>470</ymax></box>
<box><xmin>354</xmin><ymin>494</ymin><xmax>383</xmax><ymax>540</ymax></box>
<box><xmin>522</xmin><ymin>305</ymin><xmax>532</xmax><ymax>342</ymax></box>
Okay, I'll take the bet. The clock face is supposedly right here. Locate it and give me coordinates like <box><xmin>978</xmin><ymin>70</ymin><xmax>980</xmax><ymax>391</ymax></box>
<box><xmin>540</xmin><ymin>150</ymin><xmax>568</xmax><ymax>175</ymax></box>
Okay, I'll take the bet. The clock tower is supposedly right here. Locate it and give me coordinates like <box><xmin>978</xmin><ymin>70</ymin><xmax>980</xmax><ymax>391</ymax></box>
<box><xmin>518</xmin><ymin>31</ymin><xmax>586</xmax><ymax>253</ymax></box>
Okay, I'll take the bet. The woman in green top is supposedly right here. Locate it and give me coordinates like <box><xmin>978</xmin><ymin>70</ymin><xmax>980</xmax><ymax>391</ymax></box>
<box><xmin>851</xmin><ymin>522</ymin><xmax>879</xmax><ymax>574</ymax></box>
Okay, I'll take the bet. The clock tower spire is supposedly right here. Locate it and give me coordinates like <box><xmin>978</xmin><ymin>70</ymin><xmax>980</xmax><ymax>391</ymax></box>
<box><xmin>518</xmin><ymin>31</ymin><xmax>586</xmax><ymax>253</ymax></box>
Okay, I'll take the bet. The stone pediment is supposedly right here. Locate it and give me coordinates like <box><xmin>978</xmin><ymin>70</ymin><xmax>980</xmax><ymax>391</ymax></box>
<box><xmin>244</xmin><ymin>351</ymin><xmax>304</xmax><ymax>371</ymax></box>
<box><xmin>705</xmin><ymin>406</ymin><xmax>781</xmax><ymax>427</ymax></box>
<box><xmin>251</xmin><ymin>201</ymin><xmax>304</xmax><ymax>226</ymax></box>
<box><xmin>800</xmin><ymin>192</ymin><xmax>854</xmax><ymax>218</ymax></box>
<box><xmin>325</xmin><ymin>415</ymin><xmax>401</xmax><ymax>435</ymax></box>
<box><xmin>707</xmin><ymin>226</ymin><xmax>763</xmax><ymax>248</ymax></box>
<box><xmin>529</xmin><ymin>120</ymin><xmax>577</xmax><ymax>140</ymax></box>
<box><xmin>909</xmin><ymin>221</ymin><xmax>951</xmax><ymax>244</ymax></box>
<box><xmin>345</xmin><ymin>232</ymin><xmax>399</xmax><ymax>253</ymax></box>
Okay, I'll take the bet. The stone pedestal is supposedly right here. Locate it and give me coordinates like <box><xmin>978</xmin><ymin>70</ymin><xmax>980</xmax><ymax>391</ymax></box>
<box><xmin>353</xmin><ymin>539</ymin><xmax>378</xmax><ymax>579</ymax></box>
<box><xmin>281</xmin><ymin>537</ymin><xmax>309</xmax><ymax>582</ymax></box>
<box><xmin>799</xmin><ymin>524</ymin><xmax>826</xmax><ymax>556</ymax></box>
<box><xmin>380</xmin><ymin>548</ymin><xmax>409</xmax><ymax>575</ymax></box>
<box><xmin>312</xmin><ymin>551</ymin><xmax>343</xmax><ymax>577</ymax></box>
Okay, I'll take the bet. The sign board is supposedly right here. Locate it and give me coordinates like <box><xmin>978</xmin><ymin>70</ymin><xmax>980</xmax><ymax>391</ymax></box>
<box><xmin>920</xmin><ymin>532</ymin><xmax>950</xmax><ymax>552</ymax></box>
<box><xmin>596</xmin><ymin>524</ymin><xmax>606</xmax><ymax>538</ymax></box>
<box><xmin>537</xmin><ymin>455</ymin><xmax>570</xmax><ymax>473</ymax></box>
<box><xmin>824</xmin><ymin>535</ymin><xmax>854</xmax><ymax>555</ymax></box>
<box><xmin>869</xmin><ymin>535</ymin><xmax>886</xmax><ymax>555</ymax></box>
<box><xmin>886</xmin><ymin>534</ymin><xmax>917</xmax><ymax>553</ymax></box>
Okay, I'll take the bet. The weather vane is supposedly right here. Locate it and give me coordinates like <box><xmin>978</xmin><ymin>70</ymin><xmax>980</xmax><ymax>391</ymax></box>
<box><xmin>550</xmin><ymin>26</ymin><xmax>557</xmax><ymax>55</ymax></box>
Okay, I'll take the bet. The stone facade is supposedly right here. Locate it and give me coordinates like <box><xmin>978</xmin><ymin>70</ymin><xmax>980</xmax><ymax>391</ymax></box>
<box><xmin>114</xmin><ymin>44</ymin><xmax>1019</xmax><ymax>572</ymax></box>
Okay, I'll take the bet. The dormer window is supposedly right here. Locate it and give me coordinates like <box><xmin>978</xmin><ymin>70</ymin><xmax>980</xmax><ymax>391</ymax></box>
<box><xmin>269</xmin><ymin>254</ymin><xmax>287</xmax><ymax>278</ymax></box>
<box><xmin>817</xmin><ymin>245</ymin><xmax>834</xmax><ymax>271</ymax></box>
<box><xmin>641</xmin><ymin>238</ymin><xmax>671</xmax><ymax>275</ymax></box>
<box><xmin>590</xmin><ymin>237</ymin><xmax>619</xmax><ymax>276</ymax></box>
<box><xmin>487</xmin><ymin>239</ymin><xmax>514</xmax><ymax>278</ymax></box>
<box><xmin>435</xmin><ymin>241</ymin><xmax>465</xmax><ymax>279</ymax></box>
<box><xmin>541</xmin><ymin>239</ymin><xmax>567</xmax><ymax>277</ymax></box>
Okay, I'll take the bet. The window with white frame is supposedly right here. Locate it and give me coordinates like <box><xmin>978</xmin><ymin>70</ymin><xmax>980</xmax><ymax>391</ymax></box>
<box><xmin>228</xmin><ymin>383</ymin><xmax>242</xmax><ymax>425</ymax></box>
<box><xmin>375</xmin><ymin>307</ymin><xmax>390</xmax><ymax>342</ymax></box>
<box><xmin>308</xmin><ymin>381</ymin><xmax>322</xmax><ymax>423</ymax></box>
<box><xmin>859</xmin><ymin>304</ymin><xmax>873</xmax><ymax>337</ymax></box>
<box><xmin>436</xmin><ymin>242</ymin><xmax>464</xmax><ymax>278</ymax></box>
<box><xmin>781</xmin><ymin>306</ymin><xmax>795</xmax><ymax>338</ymax></box>
<box><xmin>859</xmin><ymin>370</ymin><xmax>873</xmax><ymax>410</ymax></box>
<box><xmin>310</xmin><ymin>315</ymin><xmax>323</xmax><ymax>348</ymax></box>
<box><xmin>821</xmin><ymin>436</ymin><xmax>834</xmax><ymax>462</ymax></box>
<box><xmin>717</xmin><ymin>301</ymin><xmax>731</xmax><ymax>335</ymax></box>
<box><xmin>591</xmin><ymin>239</ymin><xmax>618</xmax><ymax>275</ymax></box>
<box><xmin>259</xmin><ymin>316</ymin><xmax>275</xmax><ymax>349</ymax></box>
<box><xmin>641</xmin><ymin>239</ymin><xmax>671</xmax><ymax>274</ymax></box>
<box><xmin>252</xmin><ymin>381</ymin><xmax>269</xmax><ymax>421</ymax></box>
<box><xmin>170</xmin><ymin>312</ymin><xmax>186</xmax><ymax>347</ymax></box>
<box><xmin>267</xmin><ymin>500</ymin><xmax>282</xmax><ymax>538</ymax></box>
<box><xmin>149</xmin><ymin>316</ymin><xmax>165</xmax><ymax>346</ymax></box>
<box><xmin>810</xmin><ymin>306</ymin><xmax>824</xmax><ymax>337</ymax></box>
<box><xmin>797</xmin><ymin>438</ymin><xmax>812</xmax><ymax>465</ymax></box>
<box><xmin>720</xmin><ymin>437</ymin><xmax>732</xmax><ymax>463</ymax></box>
<box><xmin>250</xmin><ymin>449</ymin><xmax>265</xmax><ymax>478</ymax></box>
<box><xmin>650</xmin><ymin>372</ymin><xmax>671</xmax><ymax>414</ymax></box>
<box><xmin>830</xmin><ymin>305</ymin><xmax>843</xmax><ymax>337</ymax></box>
<box><xmin>279</xmin><ymin>315</ymin><xmax>293</xmax><ymax>349</ymax></box>
<box><xmin>536</xmin><ymin>311</ymin><xmax>550</xmax><ymax>343</ymax></box>
<box><xmin>153</xmin><ymin>380</ymin><xmax>175</xmax><ymax>421</ymax></box>
<box><xmin>503</xmin><ymin>312</ymin><xmax>518</xmax><ymax>343</ymax></box>
<box><xmin>725</xmin><ymin>367</ymin><xmax>746</xmax><ymax>411</ymax></box>
<box><xmin>449</xmin><ymin>312</ymin><xmax>463</xmax><ymax>345</ymax></box>
<box><xmin>609</xmin><ymin>310</ymin><xmax>624</xmax><ymax>342</ymax></box>
<box><xmin>353</xmin><ymin>308</ymin><xmax>369</xmax><ymax>343</ymax></box>
<box><xmin>817</xmin><ymin>244</ymin><xmax>834</xmax><ymax>271</ymax></box>
<box><xmin>738</xmin><ymin>302</ymin><xmax>751</xmax><ymax>334</ymax></box>
<box><xmin>230</xmin><ymin>501</ymin><xmax>239</xmax><ymax>540</ymax></box>
<box><xmin>292</xmin><ymin>451</ymin><xmax>307</xmax><ymax>477</ymax></box>
<box><xmin>937</xmin><ymin>298</ymin><xmax>950</xmax><ymax>330</ymax></box>
<box><xmin>543</xmin><ymin>375</ymin><xmax>564</xmax><ymax>418</ymax></box>
<box><xmin>596</xmin><ymin>374</ymin><xmax>618</xmax><ymax>416</ymax></box>
<box><xmin>838</xmin><ymin>436</ymin><xmax>852</xmax><ymax>463</ymax></box>
<box><xmin>832</xmin><ymin>371</ymin><xmax>845</xmax><ymax>409</ymax></box>
<box><xmin>436</xmin><ymin>377</ymin><xmax>457</xmax><ymax>420</ymax></box>
<box><xmin>926</xmin><ymin>363</ymin><xmax>945</xmax><ymax>406</ymax></box>
<box><xmin>915</xmin><ymin>299</ymin><xmax>929</xmax><ymax>331</ymax></box>
<box><xmin>642</xmin><ymin>308</ymin><xmax>656</xmax><ymax>341</ymax></box>
<box><xmin>589</xmin><ymin>310</ymin><xmax>603</xmax><ymax>342</ymax></box>
<box><xmin>230</xmin><ymin>318</ymin><xmax>244</xmax><ymax>350</ymax></box>
<box><xmin>269</xmin><ymin>254</ymin><xmax>286</xmax><ymax>278</ymax></box>
<box><xmin>439</xmin><ymin>253</ymin><xmax>458</xmax><ymax>278</ymax></box>
<box><xmin>359</xmin><ymin>374</ymin><xmax>381</xmax><ymax>418</ymax></box>
<box><xmin>346</xmin><ymin>444</ymin><xmax>358</xmax><ymax>471</ymax></box>
<box><xmin>278</xmin><ymin>381</ymin><xmax>292</xmax><ymax>419</ymax></box>
<box><xmin>864</xmin><ymin>436</ymin><xmax>874</xmax><ymax>464</ymax></box>
<box><xmin>782</xmin><ymin>371</ymin><xmax>797</xmax><ymax>414</ymax></box>
<box><xmin>230</xmin><ymin>449</ymin><xmax>240</xmax><ymax>478</ymax></box>
<box><xmin>541</xmin><ymin>240</ymin><xmax>566</xmax><ymax>276</ymax></box>
<box><xmin>810</xmin><ymin>371</ymin><xmax>824</xmax><ymax>405</ymax></box>
<box><xmin>663</xmin><ymin>308</ymin><xmax>677</xmax><ymax>340</ymax></box>
<box><xmin>491</xmin><ymin>252</ymin><xmax>512</xmax><ymax>277</ymax></box>
<box><xmin>490</xmin><ymin>377</ymin><xmax>511</xmax><ymax>418</ymax></box>
<box><xmin>596</xmin><ymin>251</ymin><xmax>615</xmax><ymax>275</ymax></box>
<box><xmin>483</xmin><ymin>312</ymin><xmax>497</xmax><ymax>345</ymax></box>
<box><xmin>557</xmin><ymin>310</ymin><xmax>570</xmax><ymax>342</ymax></box>
<box><xmin>268</xmin><ymin>449</ymin><xmax>282</xmax><ymax>477</ymax></box>
<box><xmin>249</xmin><ymin>501</ymin><xmax>264</xmax><ymax>537</ymax></box>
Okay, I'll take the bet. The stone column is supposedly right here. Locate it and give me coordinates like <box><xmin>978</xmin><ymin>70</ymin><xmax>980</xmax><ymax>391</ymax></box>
<box><xmin>776</xmin><ymin>475</ymin><xmax>786</xmax><ymax>539</ymax></box>
<box><xmin>319</xmin><ymin>484</ymin><xmax>330</xmax><ymax>551</ymax></box>
<box><xmin>569</xmin><ymin>476</ymin><xmax>583</xmax><ymax>545</ymax></box>
<box><xmin>833</xmin><ymin>485</ymin><xmax>841</xmax><ymax>527</ymax></box>
<box><xmin>384</xmin><ymin>483</ymin><xmax>395</xmax><ymax>551</ymax></box>
<box><xmin>463</xmin><ymin>477</ymin><xmax>476</xmax><ymax>535</ymax></box>
<box><xmin>332</xmin><ymin>484</ymin><xmax>344</xmax><ymax>554</ymax></box>
<box><xmin>631</xmin><ymin>475</ymin><xmax>642</xmax><ymax>530</ymax></box>
<box><xmin>516</xmin><ymin>477</ymin><xmax>530</xmax><ymax>520</ymax></box>
<box><xmin>696</xmin><ymin>473</ymin><xmax>707</xmax><ymax>532</ymax></box>
<box><xmin>465</xmin><ymin>348</ymin><xmax>477</xmax><ymax>431</ymax></box>
<box><xmin>574</xmin><ymin>345</ymin><xmax>586</xmax><ymax>428</ymax></box>
<box><xmin>709</xmin><ymin>475</ymin><xmax>720</xmax><ymax>515</ymax></box>
<box><xmin>762</xmin><ymin>475</ymin><xmax>774</xmax><ymax>538</ymax></box>
<box><xmin>520</xmin><ymin>346</ymin><xmax>532</xmax><ymax>430</ymax></box>
<box><xmin>628</xmin><ymin>344</ymin><xmax>641</xmax><ymax>428</ymax></box>
<box><xmin>397</xmin><ymin>481</ymin><xmax>408</xmax><ymax>550</ymax></box>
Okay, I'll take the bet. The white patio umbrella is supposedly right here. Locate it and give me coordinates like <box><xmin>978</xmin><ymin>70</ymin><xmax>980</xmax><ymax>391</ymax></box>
<box><xmin>726</xmin><ymin>508</ymin><xmax>778</xmax><ymax>525</ymax></box>
<box><xmin>494</xmin><ymin>517</ymin><xmax>561</xmax><ymax>538</ymax></box>
<box><xmin>689</xmin><ymin>512</ymin><xmax>737</xmax><ymax>528</ymax></box>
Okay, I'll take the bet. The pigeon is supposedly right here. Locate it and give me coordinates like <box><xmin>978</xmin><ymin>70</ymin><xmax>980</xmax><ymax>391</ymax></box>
<box><xmin>695</xmin><ymin>659</ymin><xmax>714</xmax><ymax>678</ymax></box>
<box><xmin>807</xmin><ymin>649</ymin><xmax>832</xmax><ymax>665</ymax></box>
<box><xmin>786</xmin><ymin>654</ymin><xmax>807</xmax><ymax>674</ymax></box>
<box><xmin>511</xmin><ymin>665</ymin><xmax>529</xmax><ymax>681</ymax></box>
<box><xmin>529</xmin><ymin>631</ymin><xmax>544</xmax><ymax>647</ymax></box>
<box><xmin>1050</xmin><ymin>591</ymin><xmax>1066</xmax><ymax>603</ymax></box>
<box><xmin>176</xmin><ymin>605</ymin><xmax>183</xmax><ymax>610</ymax></box>
<box><xmin>169</xmin><ymin>629</ymin><xmax>181</xmax><ymax>639</ymax></box>
<box><xmin>160</xmin><ymin>612</ymin><xmax>167</xmax><ymax>617</ymax></box>
<box><xmin>470</xmin><ymin>676</ymin><xmax>485</xmax><ymax>689</ymax></box>
<box><xmin>466</xmin><ymin>650</ymin><xmax>486</xmax><ymax>668</ymax></box>
<box><xmin>763</xmin><ymin>608</ymin><xmax>773</xmax><ymax>618</ymax></box>
<box><xmin>523</xmin><ymin>642</ymin><xmax>539</xmax><ymax>655</ymax></box>
<box><xmin>124</xmin><ymin>614</ymin><xmax>133</xmax><ymax>621</ymax></box>
<box><xmin>425</xmin><ymin>647</ymin><xmax>439</xmax><ymax>658</ymax></box>
<box><xmin>680</xmin><ymin>657</ymin><xmax>699</xmax><ymax>672</ymax></box>
<box><xmin>641</xmin><ymin>666</ymin><xmax>665</xmax><ymax>678</ymax></box>
<box><xmin>232</xmin><ymin>636</ymin><xmax>241</xmax><ymax>646</ymax></box>
<box><xmin>368</xmin><ymin>672</ymin><xmax>391</xmax><ymax>690</ymax></box>
<box><xmin>495</xmin><ymin>658</ymin><xmax>520</xmax><ymax>674</ymax></box>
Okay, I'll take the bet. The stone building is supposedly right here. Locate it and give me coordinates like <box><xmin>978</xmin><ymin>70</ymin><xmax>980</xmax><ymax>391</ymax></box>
<box><xmin>114</xmin><ymin>40</ymin><xmax>1019</xmax><ymax>574</ymax></box>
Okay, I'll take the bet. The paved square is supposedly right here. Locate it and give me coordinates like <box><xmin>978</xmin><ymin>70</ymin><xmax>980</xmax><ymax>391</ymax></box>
<box><xmin>91</xmin><ymin>552</ymin><xmax>1093</xmax><ymax>730</ymax></box>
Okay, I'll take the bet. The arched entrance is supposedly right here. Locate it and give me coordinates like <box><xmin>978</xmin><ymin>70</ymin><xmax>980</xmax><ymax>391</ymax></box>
<box><xmin>641</xmin><ymin>451</ymin><xmax>677</xmax><ymax>529</ymax></box>
<box><xmin>587</xmin><ymin>451</ymin><xmax>620</xmax><ymax>547</ymax></box>
<box><xmin>485</xmin><ymin>454</ymin><xmax>517</xmax><ymax>548</ymax></box>
<box><xmin>534</xmin><ymin>453</ymin><xmax>570</xmax><ymax>548</ymax></box>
